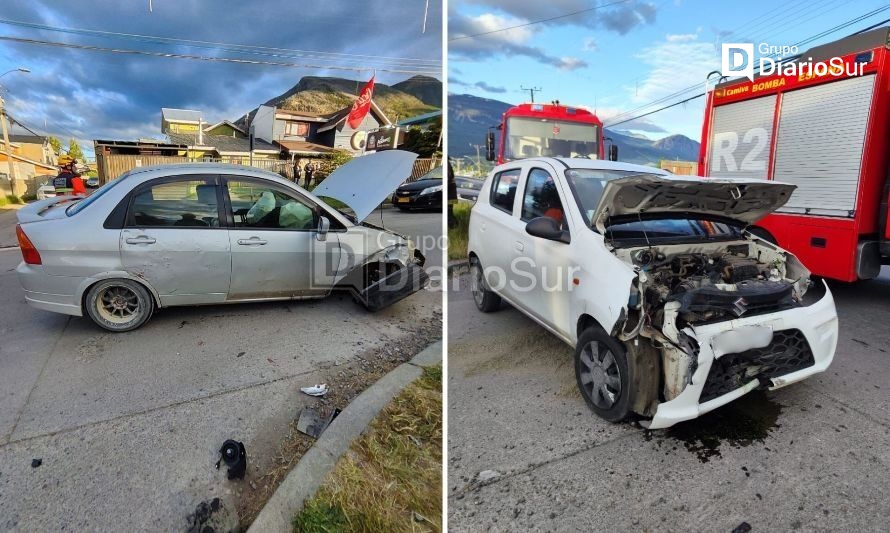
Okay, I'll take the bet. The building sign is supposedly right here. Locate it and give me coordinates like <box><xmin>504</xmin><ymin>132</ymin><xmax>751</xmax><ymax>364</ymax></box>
<box><xmin>366</xmin><ymin>127</ymin><xmax>402</xmax><ymax>152</ymax></box>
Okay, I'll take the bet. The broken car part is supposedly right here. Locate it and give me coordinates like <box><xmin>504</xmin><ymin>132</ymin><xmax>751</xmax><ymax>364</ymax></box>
<box><xmin>300</xmin><ymin>384</ymin><xmax>329</xmax><ymax>397</ymax></box>
<box><xmin>296</xmin><ymin>408</ymin><xmax>342</xmax><ymax>439</ymax></box>
<box><xmin>215</xmin><ymin>440</ymin><xmax>246</xmax><ymax>480</ymax></box>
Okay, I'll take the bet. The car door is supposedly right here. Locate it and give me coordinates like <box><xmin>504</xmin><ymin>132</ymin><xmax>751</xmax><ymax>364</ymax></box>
<box><xmin>223</xmin><ymin>176</ymin><xmax>340</xmax><ymax>300</ymax></box>
<box><xmin>474</xmin><ymin>165</ymin><xmax>525</xmax><ymax>302</ymax></box>
<box><xmin>120</xmin><ymin>175</ymin><xmax>231</xmax><ymax>306</ymax></box>
<box><xmin>515</xmin><ymin>165</ymin><xmax>575</xmax><ymax>338</ymax></box>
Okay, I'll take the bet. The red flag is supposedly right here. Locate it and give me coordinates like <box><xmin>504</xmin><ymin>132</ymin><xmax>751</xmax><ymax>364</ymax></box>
<box><xmin>346</xmin><ymin>76</ymin><xmax>375</xmax><ymax>129</ymax></box>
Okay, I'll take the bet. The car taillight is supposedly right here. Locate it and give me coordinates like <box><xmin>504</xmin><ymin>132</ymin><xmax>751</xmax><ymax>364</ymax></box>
<box><xmin>15</xmin><ymin>224</ymin><xmax>42</xmax><ymax>265</ymax></box>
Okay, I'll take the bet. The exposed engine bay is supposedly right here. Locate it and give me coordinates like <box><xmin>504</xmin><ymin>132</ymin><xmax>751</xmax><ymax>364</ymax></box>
<box><xmin>612</xmin><ymin>237</ymin><xmax>812</xmax><ymax>407</ymax></box>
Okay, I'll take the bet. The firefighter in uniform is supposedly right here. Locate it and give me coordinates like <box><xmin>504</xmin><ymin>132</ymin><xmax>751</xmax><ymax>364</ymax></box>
<box><xmin>52</xmin><ymin>157</ymin><xmax>77</xmax><ymax>195</ymax></box>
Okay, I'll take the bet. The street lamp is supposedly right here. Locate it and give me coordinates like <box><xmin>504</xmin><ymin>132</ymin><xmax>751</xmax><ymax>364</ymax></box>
<box><xmin>0</xmin><ymin>68</ymin><xmax>30</xmax><ymax>78</ymax></box>
<box><xmin>0</xmin><ymin>67</ymin><xmax>30</xmax><ymax>197</ymax></box>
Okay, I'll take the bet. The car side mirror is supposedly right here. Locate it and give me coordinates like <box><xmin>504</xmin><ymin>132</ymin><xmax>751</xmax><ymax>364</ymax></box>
<box><xmin>609</xmin><ymin>144</ymin><xmax>619</xmax><ymax>162</ymax></box>
<box><xmin>316</xmin><ymin>216</ymin><xmax>330</xmax><ymax>242</ymax></box>
<box><xmin>525</xmin><ymin>217</ymin><xmax>570</xmax><ymax>244</ymax></box>
<box><xmin>485</xmin><ymin>131</ymin><xmax>496</xmax><ymax>162</ymax></box>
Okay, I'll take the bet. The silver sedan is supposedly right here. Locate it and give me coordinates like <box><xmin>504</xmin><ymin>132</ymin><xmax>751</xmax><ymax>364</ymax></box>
<box><xmin>15</xmin><ymin>154</ymin><xmax>428</xmax><ymax>332</ymax></box>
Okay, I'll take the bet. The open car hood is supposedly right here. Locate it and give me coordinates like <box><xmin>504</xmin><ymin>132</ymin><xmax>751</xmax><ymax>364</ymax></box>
<box><xmin>591</xmin><ymin>174</ymin><xmax>796</xmax><ymax>232</ymax></box>
<box><xmin>313</xmin><ymin>150</ymin><xmax>418</xmax><ymax>221</ymax></box>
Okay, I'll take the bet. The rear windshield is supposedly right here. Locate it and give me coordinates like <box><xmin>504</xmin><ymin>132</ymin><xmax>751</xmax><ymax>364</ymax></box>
<box><xmin>66</xmin><ymin>173</ymin><xmax>131</xmax><ymax>216</ymax></box>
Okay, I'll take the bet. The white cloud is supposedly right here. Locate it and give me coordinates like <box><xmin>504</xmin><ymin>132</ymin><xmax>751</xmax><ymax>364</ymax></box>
<box><xmin>632</xmin><ymin>34</ymin><xmax>718</xmax><ymax>105</ymax></box>
<box><xmin>666</xmin><ymin>33</ymin><xmax>697</xmax><ymax>42</ymax></box>
<box><xmin>583</xmin><ymin>37</ymin><xmax>598</xmax><ymax>52</ymax></box>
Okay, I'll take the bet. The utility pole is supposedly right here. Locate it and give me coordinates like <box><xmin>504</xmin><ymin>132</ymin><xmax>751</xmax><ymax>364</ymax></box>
<box><xmin>0</xmin><ymin>94</ymin><xmax>20</xmax><ymax>196</ymax></box>
<box><xmin>470</xmin><ymin>144</ymin><xmax>483</xmax><ymax>176</ymax></box>
<box><xmin>0</xmin><ymin>68</ymin><xmax>30</xmax><ymax>197</ymax></box>
<box><xmin>520</xmin><ymin>85</ymin><xmax>542</xmax><ymax>103</ymax></box>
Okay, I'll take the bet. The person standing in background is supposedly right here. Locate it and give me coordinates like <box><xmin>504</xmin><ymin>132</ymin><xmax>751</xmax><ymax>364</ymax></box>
<box><xmin>304</xmin><ymin>161</ymin><xmax>315</xmax><ymax>187</ymax></box>
<box><xmin>293</xmin><ymin>159</ymin><xmax>302</xmax><ymax>185</ymax></box>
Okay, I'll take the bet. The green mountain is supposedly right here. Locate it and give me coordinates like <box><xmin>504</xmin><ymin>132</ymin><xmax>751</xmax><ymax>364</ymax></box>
<box><xmin>264</xmin><ymin>76</ymin><xmax>441</xmax><ymax>122</ymax></box>
<box><xmin>392</xmin><ymin>75</ymin><xmax>443</xmax><ymax>107</ymax></box>
<box><xmin>448</xmin><ymin>93</ymin><xmax>701</xmax><ymax>166</ymax></box>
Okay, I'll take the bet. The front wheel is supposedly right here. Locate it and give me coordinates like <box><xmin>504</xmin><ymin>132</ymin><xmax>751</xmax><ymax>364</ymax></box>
<box><xmin>84</xmin><ymin>279</ymin><xmax>154</xmax><ymax>332</ymax></box>
<box><xmin>469</xmin><ymin>257</ymin><xmax>501</xmax><ymax>312</ymax></box>
<box><xmin>575</xmin><ymin>327</ymin><xmax>634</xmax><ymax>422</ymax></box>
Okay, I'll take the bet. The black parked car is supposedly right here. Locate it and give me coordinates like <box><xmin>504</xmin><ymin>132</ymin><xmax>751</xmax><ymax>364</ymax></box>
<box><xmin>392</xmin><ymin>166</ymin><xmax>443</xmax><ymax>211</ymax></box>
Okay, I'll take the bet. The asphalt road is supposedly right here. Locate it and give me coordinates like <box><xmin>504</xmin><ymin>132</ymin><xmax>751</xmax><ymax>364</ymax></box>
<box><xmin>0</xmin><ymin>209</ymin><xmax>442</xmax><ymax>531</ymax></box>
<box><xmin>448</xmin><ymin>270</ymin><xmax>890</xmax><ymax>531</ymax></box>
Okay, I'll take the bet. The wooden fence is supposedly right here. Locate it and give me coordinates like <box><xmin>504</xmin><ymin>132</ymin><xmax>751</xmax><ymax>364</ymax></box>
<box><xmin>408</xmin><ymin>157</ymin><xmax>441</xmax><ymax>181</ymax></box>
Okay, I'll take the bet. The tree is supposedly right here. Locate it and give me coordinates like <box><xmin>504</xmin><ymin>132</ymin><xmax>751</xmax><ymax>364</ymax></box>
<box><xmin>317</xmin><ymin>149</ymin><xmax>353</xmax><ymax>179</ymax></box>
<box><xmin>401</xmin><ymin>118</ymin><xmax>442</xmax><ymax>158</ymax></box>
<box><xmin>68</xmin><ymin>138</ymin><xmax>84</xmax><ymax>162</ymax></box>
<box><xmin>48</xmin><ymin>136</ymin><xmax>62</xmax><ymax>155</ymax></box>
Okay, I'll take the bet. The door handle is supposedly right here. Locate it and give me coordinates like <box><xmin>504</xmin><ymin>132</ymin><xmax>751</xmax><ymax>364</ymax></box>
<box><xmin>125</xmin><ymin>236</ymin><xmax>156</xmax><ymax>245</ymax></box>
<box><xmin>514</xmin><ymin>241</ymin><xmax>524</xmax><ymax>252</ymax></box>
<box><xmin>237</xmin><ymin>237</ymin><xmax>268</xmax><ymax>246</ymax></box>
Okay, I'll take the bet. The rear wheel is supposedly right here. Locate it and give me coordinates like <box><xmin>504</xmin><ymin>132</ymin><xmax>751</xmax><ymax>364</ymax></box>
<box><xmin>85</xmin><ymin>279</ymin><xmax>154</xmax><ymax>332</ymax></box>
<box><xmin>469</xmin><ymin>257</ymin><xmax>501</xmax><ymax>312</ymax></box>
<box><xmin>575</xmin><ymin>327</ymin><xmax>634</xmax><ymax>422</ymax></box>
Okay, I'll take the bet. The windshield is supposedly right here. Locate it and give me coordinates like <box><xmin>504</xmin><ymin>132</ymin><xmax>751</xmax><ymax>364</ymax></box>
<box><xmin>66</xmin><ymin>172</ymin><xmax>130</xmax><ymax>216</ymax></box>
<box><xmin>505</xmin><ymin>117</ymin><xmax>599</xmax><ymax>160</ymax></box>
<box><xmin>564</xmin><ymin>169</ymin><xmax>665</xmax><ymax>225</ymax></box>
<box><xmin>605</xmin><ymin>218</ymin><xmax>741</xmax><ymax>243</ymax></box>
<box><xmin>563</xmin><ymin>167</ymin><xmax>742</xmax><ymax>242</ymax></box>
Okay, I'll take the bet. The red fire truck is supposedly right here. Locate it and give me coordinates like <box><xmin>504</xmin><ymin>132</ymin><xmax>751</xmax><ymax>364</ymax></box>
<box><xmin>698</xmin><ymin>27</ymin><xmax>890</xmax><ymax>282</ymax></box>
<box><xmin>485</xmin><ymin>102</ymin><xmax>615</xmax><ymax>164</ymax></box>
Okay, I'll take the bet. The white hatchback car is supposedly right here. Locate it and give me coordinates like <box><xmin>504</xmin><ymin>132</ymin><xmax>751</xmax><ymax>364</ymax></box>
<box><xmin>467</xmin><ymin>157</ymin><xmax>838</xmax><ymax>429</ymax></box>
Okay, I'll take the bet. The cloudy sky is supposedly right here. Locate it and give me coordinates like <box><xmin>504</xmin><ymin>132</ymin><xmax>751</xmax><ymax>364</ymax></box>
<box><xmin>449</xmin><ymin>0</ymin><xmax>890</xmax><ymax>140</ymax></box>
<box><xmin>0</xmin><ymin>0</ymin><xmax>442</xmax><ymax>157</ymax></box>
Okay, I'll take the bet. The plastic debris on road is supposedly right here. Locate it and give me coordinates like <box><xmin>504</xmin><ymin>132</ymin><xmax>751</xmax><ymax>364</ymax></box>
<box><xmin>300</xmin><ymin>383</ymin><xmax>329</xmax><ymax>397</ymax></box>
<box><xmin>296</xmin><ymin>407</ymin><xmax>342</xmax><ymax>439</ymax></box>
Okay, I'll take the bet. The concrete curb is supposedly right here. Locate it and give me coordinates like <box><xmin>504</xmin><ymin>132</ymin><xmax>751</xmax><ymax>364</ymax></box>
<box><xmin>448</xmin><ymin>259</ymin><xmax>469</xmax><ymax>276</ymax></box>
<box><xmin>247</xmin><ymin>340</ymin><xmax>443</xmax><ymax>532</ymax></box>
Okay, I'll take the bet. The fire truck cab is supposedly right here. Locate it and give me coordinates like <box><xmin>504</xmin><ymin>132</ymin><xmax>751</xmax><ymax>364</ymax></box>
<box><xmin>699</xmin><ymin>28</ymin><xmax>890</xmax><ymax>282</ymax></box>
<box><xmin>485</xmin><ymin>102</ymin><xmax>613</xmax><ymax>164</ymax></box>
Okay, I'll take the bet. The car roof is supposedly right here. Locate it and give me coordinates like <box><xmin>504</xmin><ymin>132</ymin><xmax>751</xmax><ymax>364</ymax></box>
<box><xmin>122</xmin><ymin>162</ymin><xmax>291</xmax><ymax>186</ymax></box>
<box><xmin>512</xmin><ymin>157</ymin><xmax>671</xmax><ymax>175</ymax></box>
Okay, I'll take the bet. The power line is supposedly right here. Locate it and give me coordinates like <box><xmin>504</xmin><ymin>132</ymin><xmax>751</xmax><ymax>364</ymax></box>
<box><xmin>0</xmin><ymin>35</ymin><xmax>442</xmax><ymax>76</ymax></box>
<box><xmin>605</xmin><ymin>14</ymin><xmax>890</xmax><ymax>128</ymax></box>
<box><xmin>449</xmin><ymin>0</ymin><xmax>632</xmax><ymax>41</ymax></box>
<box><xmin>0</xmin><ymin>18</ymin><xmax>442</xmax><ymax>68</ymax></box>
<box><xmin>605</xmin><ymin>3</ymin><xmax>890</xmax><ymax>126</ymax></box>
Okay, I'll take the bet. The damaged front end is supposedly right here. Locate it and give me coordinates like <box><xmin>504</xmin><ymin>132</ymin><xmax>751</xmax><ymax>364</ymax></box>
<box><xmin>336</xmin><ymin>237</ymin><xmax>429</xmax><ymax>312</ymax></box>
<box><xmin>611</xmin><ymin>235</ymin><xmax>837</xmax><ymax>428</ymax></box>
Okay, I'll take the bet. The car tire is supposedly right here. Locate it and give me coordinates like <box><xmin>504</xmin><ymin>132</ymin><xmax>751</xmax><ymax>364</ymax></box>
<box><xmin>575</xmin><ymin>326</ymin><xmax>634</xmax><ymax>422</ymax></box>
<box><xmin>84</xmin><ymin>279</ymin><xmax>154</xmax><ymax>332</ymax></box>
<box><xmin>469</xmin><ymin>257</ymin><xmax>501</xmax><ymax>312</ymax></box>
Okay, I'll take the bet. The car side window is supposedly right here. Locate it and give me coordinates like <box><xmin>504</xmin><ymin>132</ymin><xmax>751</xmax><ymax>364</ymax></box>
<box><xmin>521</xmin><ymin>168</ymin><xmax>566</xmax><ymax>228</ymax></box>
<box><xmin>128</xmin><ymin>179</ymin><xmax>220</xmax><ymax>228</ymax></box>
<box><xmin>489</xmin><ymin>168</ymin><xmax>521</xmax><ymax>214</ymax></box>
<box><xmin>226</xmin><ymin>179</ymin><xmax>318</xmax><ymax>230</ymax></box>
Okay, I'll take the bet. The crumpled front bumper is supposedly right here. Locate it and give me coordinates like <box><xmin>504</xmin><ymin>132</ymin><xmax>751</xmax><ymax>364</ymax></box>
<box><xmin>357</xmin><ymin>261</ymin><xmax>429</xmax><ymax>311</ymax></box>
<box><xmin>644</xmin><ymin>280</ymin><xmax>838</xmax><ymax>430</ymax></box>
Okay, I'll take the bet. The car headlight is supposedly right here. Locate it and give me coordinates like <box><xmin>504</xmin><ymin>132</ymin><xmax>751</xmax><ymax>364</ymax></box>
<box><xmin>366</xmin><ymin>243</ymin><xmax>411</xmax><ymax>267</ymax></box>
<box><xmin>419</xmin><ymin>185</ymin><xmax>443</xmax><ymax>196</ymax></box>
